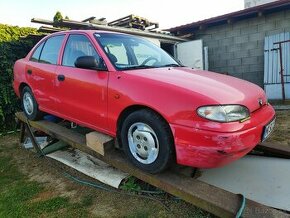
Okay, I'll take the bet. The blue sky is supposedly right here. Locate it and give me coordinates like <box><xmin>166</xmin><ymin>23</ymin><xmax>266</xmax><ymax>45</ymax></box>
<box><xmin>0</xmin><ymin>0</ymin><xmax>244</xmax><ymax>29</ymax></box>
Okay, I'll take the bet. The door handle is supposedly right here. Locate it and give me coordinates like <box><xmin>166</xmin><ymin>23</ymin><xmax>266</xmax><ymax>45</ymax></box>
<box><xmin>57</xmin><ymin>74</ymin><xmax>65</xmax><ymax>81</ymax></box>
<box><xmin>27</xmin><ymin>69</ymin><xmax>32</xmax><ymax>75</ymax></box>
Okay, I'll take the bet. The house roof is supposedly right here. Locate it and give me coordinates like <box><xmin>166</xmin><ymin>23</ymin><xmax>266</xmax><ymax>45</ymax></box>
<box><xmin>166</xmin><ymin>0</ymin><xmax>290</xmax><ymax>34</ymax></box>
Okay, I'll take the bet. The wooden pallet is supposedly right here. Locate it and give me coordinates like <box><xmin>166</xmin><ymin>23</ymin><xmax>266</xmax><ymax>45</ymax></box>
<box><xmin>16</xmin><ymin>112</ymin><xmax>289</xmax><ymax>218</ymax></box>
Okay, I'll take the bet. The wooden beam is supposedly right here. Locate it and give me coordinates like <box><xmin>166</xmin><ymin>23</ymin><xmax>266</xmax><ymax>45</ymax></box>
<box><xmin>256</xmin><ymin>142</ymin><xmax>290</xmax><ymax>158</ymax></box>
<box><xmin>16</xmin><ymin>112</ymin><xmax>289</xmax><ymax>218</ymax></box>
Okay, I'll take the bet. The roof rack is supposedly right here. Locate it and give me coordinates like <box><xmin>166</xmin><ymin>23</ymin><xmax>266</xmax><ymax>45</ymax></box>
<box><xmin>31</xmin><ymin>17</ymin><xmax>186</xmax><ymax>43</ymax></box>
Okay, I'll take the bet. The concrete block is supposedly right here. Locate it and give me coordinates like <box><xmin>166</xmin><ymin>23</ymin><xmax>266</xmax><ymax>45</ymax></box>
<box><xmin>219</xmin><ymin>37</ymin><xmax>234</xmax><ymax>46</ymax></box>
<box><xmin>232</xmin><ymin>20</ymin><xmax>249</xmax><ymax>30</ymax></box>
<box><xmin>249</xmin><ymin>64</ymin><xmax>264</xmax><ymax>72</ymax></box>
<box><xmin>240</xmin><ymin>25</ymin><xmax>258</xmax><ymax>35</ymax></box>
<box><xmin>205</xmin><ymin>40</ymin><xmax>219</xmax><ymax>48</ymax></box>
<box><xmin>242</xmin><ymin>56</ymin><xmax>259</xmax><ymax>65</ymax></box>
<box><xmin>257</xmin><ymin>56</ymin><xmax>264</xmax><ymax>65</ymax></box>
<box><xmin>212</xmin><ymin>31</ymin><xmax>226</xmax><ymax>40</ymax></box>
<box><xmin>227</xmin><ymin>58</ymin><xmax>242</xmax><ymax>67</ymax></box>
<box><xmin>249</xmin><ymin>32</ymin><xmax>265</xmax><ymax>42</ymax></box>
<box><xmin>234</xmin><ymin>50</ymin><xmax>249</xmax><ymax>59</ymax></box>
<box><xmin>249</xmin><ymin>48</ymin><xmax>264</xmax><ymax>57</ymax></box>
<box><xmin>219</xmin><ymin>52</ymin><xmax>235</xmax><ymax>60</ymax></box>
<box><xmin>227</xmin><ymin>44</ymin><xmax>242</xmax><ymax>53</ymax></box>
<box><xmin>234</xmin><ymin>35</ymin><xmax>249</xmax><ymax>44</ymax></box>
<box><xmin>277</xmin><ymin>18</ymin><xmax>290</xmax><ymax>29</ymax></box>
<box><xmin>234</xmin><ymin>65</ymin><xmax>250</xmax><ymax>74</ymax></box>
<box><xmin>284</xmin><ymin>26</ymin><xmax>290</xmax><ymax>33</ymax></box>
<box><xmin>243</xmin><ymin>72</ymin><xmax>263</xmax><ymax>87</ymax></box>
<box><xmin>226</xmin><ymin>29</ymin><xmax>241</xmax><ymax>38</ymax></box>
<box><xmin>211</xmin><ymin>46</ymin><xmax>227</xmax><ymax>54</ymax></box>
<box><xmin>285</xmin><ymin>10</ymin><xmax>290</xmax><ymax>19</ymax></box>
<box><xmin>229</xmin><ymin>72</ymin><xmax>244</xmax><ymax>79</ymax></box>
<box><xmin>239</xmin><ymin>41</ymin><xmax>258</xmax><ymax>51</ymax></box>
<box><xmin>212</xmin><ymin>59</ymin><xmax>227</xmax><ymax>68</ymax></box>
<box><xmin>257</xmin><ymin>22</ymin><xmax>276</xmax><ymax>32</ymax></box>
<box><xmin>265</xmin><ymin>11</ymin><xmax>285</xmax><ymax>22</ymax></box>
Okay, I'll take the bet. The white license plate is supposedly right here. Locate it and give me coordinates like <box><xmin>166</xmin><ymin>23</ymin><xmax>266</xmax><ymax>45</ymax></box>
<box><xmin>262</xmin><ymin>118</ymin><xmax>275</xmax><ymax>141</ymax></box>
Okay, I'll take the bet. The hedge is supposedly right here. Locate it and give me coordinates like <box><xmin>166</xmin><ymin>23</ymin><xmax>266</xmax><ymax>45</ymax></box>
<box><xmin>0</xmin><ymin>24</ymin><xmax>43</xmax><ymax>131</ymax></box>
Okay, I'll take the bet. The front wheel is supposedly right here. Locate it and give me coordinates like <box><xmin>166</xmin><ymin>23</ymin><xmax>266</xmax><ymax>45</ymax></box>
<box><xmin>21</xmin><ymin>86</ymin><xmax>43</xmax><ymax>120</ymax></box>
<box><xmin>120</xmin><ymin>109</ymin><xmax>174</xmax><ymax>173</ymax></box>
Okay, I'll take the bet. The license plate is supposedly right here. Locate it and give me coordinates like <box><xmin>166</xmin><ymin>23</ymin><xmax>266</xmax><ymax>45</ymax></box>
<box><xmin>262</xmin><ymin>118</ymin><xmax>275</xmax><ymax>142</ymax></box>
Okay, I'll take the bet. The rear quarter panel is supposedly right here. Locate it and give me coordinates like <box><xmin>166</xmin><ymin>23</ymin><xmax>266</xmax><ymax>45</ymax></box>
<box><xmin>13</xmin><ymin>58</ymin><xmax>28</xmax><ymax>97</ymax></box>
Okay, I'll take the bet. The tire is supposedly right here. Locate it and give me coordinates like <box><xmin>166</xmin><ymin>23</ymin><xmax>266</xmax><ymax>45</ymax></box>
<box><xmin>21</xmin><ymin>86</ymin><xmax>43</xmax><ymax>120</ymax></box>
<box><xmin>120</xmin><ymin>109</ymin><xmax>174</xmax><ymax>173</ymax></box>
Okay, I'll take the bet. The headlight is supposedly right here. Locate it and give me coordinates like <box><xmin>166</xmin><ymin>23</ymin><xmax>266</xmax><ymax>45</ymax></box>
<box><xmin>197</xmin><ymin>105</ymin><xmax>250</xmax><ymax>122</ymax></box>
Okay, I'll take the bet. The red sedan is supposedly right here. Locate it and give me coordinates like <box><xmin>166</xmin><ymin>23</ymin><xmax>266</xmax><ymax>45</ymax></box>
<box><xmin>13</xmin><ymin>30</ymin><xmax>275</xmax><ymax>173</ymax></box>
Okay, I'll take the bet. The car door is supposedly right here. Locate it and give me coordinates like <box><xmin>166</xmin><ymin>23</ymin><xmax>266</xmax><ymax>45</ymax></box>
<box><xmin>55</xmin><ymin>33</ymin><xmax>109</xmax><ymax>131</ymax></box>
<box><xmin>26</xmin><ymin>34</ymin><xmax>65</xmax><ymax>112</ymax></box>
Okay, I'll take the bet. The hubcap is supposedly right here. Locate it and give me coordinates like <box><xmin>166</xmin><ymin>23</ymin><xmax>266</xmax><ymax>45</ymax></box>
<box><xmin>127</xmin><ymin>122</ymin><xmax>159</xmax><ymax>164</ymax></box>
<box><xmin>23</xmin><ymin>92</ymin><xmax>34</xmax><ymax>115</ymax></box>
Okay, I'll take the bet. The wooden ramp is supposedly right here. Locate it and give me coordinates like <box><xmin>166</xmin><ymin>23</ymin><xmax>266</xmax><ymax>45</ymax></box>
<box><xmin>16</xmin><ymin>112</ymin><xmax>290</xmax><ymax>218</ymax></box>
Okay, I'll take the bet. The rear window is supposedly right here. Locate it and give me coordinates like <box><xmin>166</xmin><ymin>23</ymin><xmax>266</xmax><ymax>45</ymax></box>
<box><xmin>39</xmin><ymin>35</ymin><xmax>65</xmax><ymax>65</ymax></box>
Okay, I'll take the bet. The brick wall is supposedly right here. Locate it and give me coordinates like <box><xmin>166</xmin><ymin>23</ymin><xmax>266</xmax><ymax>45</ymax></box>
<box><xmin>193</xmin><ymin>9</ymin><xmax>290</xmax><ymax>87</ymax></box>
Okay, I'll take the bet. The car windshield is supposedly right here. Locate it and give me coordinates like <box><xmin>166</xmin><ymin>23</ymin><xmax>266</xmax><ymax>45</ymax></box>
<box><xmin>94</xmin><ymin>32</ymin><xmax>181</xmax><ymax>70</ymax></box>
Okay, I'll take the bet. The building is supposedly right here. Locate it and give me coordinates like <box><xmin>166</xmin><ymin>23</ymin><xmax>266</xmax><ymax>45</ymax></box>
<box><xmin>244</xmin><ymin>0</ymin><xmax>277</xmax><ymax>8</ymax></box>
<box><xmin>168</xmin><ymin>0</ymin><xmax>290</xmax><ymax>100</ymax></box>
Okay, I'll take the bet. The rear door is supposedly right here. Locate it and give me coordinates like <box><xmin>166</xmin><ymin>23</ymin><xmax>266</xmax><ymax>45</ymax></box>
<box><xmin>27</xmin><ymin>34</ymin><xmax>65</xmax><ymax>112</ymax></box>
<box><xmin>55</xmin><ymin>34</ymin><xmax>109</xmax><ymax>130</ymax></box>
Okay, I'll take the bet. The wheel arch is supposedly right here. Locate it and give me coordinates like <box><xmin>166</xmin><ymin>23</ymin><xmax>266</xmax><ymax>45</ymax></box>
<box><xmin>19</xmin><ymin>82</ymin><xmax>29</xmax><ymax>96</ymax></box>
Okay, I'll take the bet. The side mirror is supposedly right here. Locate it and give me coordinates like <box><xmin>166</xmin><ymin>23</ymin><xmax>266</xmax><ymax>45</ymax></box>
<box><xmin>75</xmin><ymin>56</ymin><xmax>107</xmax><ymax>71</ymax></box>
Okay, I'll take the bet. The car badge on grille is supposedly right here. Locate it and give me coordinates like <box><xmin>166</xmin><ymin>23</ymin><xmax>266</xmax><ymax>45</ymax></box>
<box><xmin>258</xmin><ymin>98</ymin><xmax>263</xmax><ymax>106</ymax></box>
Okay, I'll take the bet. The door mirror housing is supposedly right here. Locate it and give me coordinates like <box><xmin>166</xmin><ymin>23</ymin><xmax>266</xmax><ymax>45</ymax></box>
<box><xmin>75</xmin><ymin>56</ymin><xmax>107</xmax><ymax>71</ymax></box>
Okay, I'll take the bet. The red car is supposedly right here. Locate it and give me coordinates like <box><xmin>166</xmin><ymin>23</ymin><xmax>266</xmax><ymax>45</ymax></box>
<box><xmin>13</xmin><ymin>30</ymin><xmax>275</xmax><ymax>173</ymax></box>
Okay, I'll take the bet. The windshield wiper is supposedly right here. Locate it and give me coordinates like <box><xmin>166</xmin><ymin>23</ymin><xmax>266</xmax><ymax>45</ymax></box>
<box><xmin>121</xmin><ymin>65</ymin><xmax>157</xmax><ymax>70</ymax></box>
<box><xmin>158</xmin><ymin>63</ymin><xmax>182</xmax><ymax>68</ymax></box>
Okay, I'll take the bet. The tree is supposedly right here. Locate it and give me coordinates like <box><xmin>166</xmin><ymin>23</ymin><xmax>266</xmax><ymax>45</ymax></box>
<box><xmin>65</xmin><ymin>16</ymin><xmax>69</xmax><ymax>20</ymax></box>
<box><xmin>53</xmin><ymin>11</ymin><xmax>63</xmax><ymax>23</ymax></box>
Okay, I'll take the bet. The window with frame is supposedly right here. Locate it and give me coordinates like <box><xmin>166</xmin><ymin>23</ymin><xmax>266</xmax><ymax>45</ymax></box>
<box><xmin>39</xmin><ymin>35</ymin><xmax>65</xmax><ymax>65</ymax></box>
<box><xmin>62</xmin><ymin>34</ymin><xmax>100</xmax><ymax>67</ymax></box>
<box><xmin>30</xmin><ymin>41</ymin><xmax>45</xmax><ymax>62</ymax></box>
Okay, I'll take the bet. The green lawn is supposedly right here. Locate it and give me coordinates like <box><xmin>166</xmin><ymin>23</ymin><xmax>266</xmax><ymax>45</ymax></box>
<box><xmin>0</xmin><ymin>135</ymin><xmax>212</xmax><ymax>218</ymax></box>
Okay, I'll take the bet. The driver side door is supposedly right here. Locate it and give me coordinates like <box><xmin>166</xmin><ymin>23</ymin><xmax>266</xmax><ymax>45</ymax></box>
<box><xmin>55</xmin><ymin>33</ymin><xmax>109</xmax><ymax>131</ymax></box>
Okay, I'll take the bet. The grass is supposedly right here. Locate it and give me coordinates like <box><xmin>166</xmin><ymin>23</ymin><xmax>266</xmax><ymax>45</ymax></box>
<box><xmin>0</xmin><ymin>150</ymin><xmax>89</xmax><ymax>217</ymax></box>
<box><xmin>0</xmin><ymin>135</ymin><xmax>213</xmax><ymax>218</ymax></box>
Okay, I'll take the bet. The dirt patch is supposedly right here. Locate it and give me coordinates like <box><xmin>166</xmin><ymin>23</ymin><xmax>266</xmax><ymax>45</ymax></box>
<box><xmin>267</xmin><ymin>110</ymin><xmax>290</xmax><ymax>145</ymax></box>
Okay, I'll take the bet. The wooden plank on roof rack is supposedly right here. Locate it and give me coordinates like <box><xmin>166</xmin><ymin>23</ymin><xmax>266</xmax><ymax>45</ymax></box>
<box><xmin>16</xmin><ymin>112</ymin><xmax>289</xmax><ymax>218</ymax></box>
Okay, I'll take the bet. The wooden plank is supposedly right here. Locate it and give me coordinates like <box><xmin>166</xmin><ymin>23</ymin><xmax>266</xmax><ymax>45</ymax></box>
<box><xmin>256</xmin><ymin>142</ymin><xmax>290</xmax><ymax>158</ymax></box>
<box><xmin>16</xmin><ymin>112</ymin><xmax>289</xmax><ymax>218</ymax></box>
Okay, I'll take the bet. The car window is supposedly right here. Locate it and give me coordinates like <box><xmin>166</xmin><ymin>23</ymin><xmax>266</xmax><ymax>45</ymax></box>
<box><xmin>95</xmin><ymin>33</ymin><xmax>179</xmax><ymax>70</ymax></box>
<box><xmin>104</xmin><ymin>43</ymin><xmax>128</xmax><ymax>66</ymax></box>
<box><xmin>132</xmin><ymin>43</ymin><xmax>161</xmax><ymax>65</ymax></box>
<box><xmin>39</xmin><ymin>35</ymin><xmax>65</xmax><ymax>65</ymax></box>
<box><xmin>62</xmin><ymin>34</ymin><xmax>100</xmax><ymax>67</ymax></box>
<box><xmin>30</xmin><ymin>41</ymin><xmax>45</xmax><ymax>62</ymax></box>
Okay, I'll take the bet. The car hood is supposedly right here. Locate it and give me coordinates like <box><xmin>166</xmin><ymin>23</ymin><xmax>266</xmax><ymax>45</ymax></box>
<box><xmin>125</xmin><ymin>67</ymin><xmax>267</xmax><ymax>112</ymax></box>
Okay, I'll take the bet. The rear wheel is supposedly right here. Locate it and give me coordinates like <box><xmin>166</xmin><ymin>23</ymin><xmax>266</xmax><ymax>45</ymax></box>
<box><xmin>120</xmin><ymin>109</ymin><xmax>174</xmax><ymax>173</ymax></box>
<box><xmin>21</xmin><ymin>86</ymin><xmax>43</xmax><ymax>120</ymax></box>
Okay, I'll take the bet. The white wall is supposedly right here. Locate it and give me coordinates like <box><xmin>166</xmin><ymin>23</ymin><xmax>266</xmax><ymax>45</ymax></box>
<box><xmin>244</xmin><ymin>0</ymin><xmax>277</xmax><ymax>8</ymax></box>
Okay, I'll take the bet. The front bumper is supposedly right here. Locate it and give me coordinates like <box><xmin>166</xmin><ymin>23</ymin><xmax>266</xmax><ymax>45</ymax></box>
<box><xmin>170</xmin><ymin>104</ymin><xmax>275</xmax><ymax>168</ymax></box>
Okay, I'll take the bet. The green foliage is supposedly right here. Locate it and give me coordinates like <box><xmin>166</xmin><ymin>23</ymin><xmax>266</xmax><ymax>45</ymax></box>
<box><xmin>120</xmin><ymin>176</ymin><xmax>141</xmax><ymax>192</ymax></box>
<box><xmin>0</xmin><ymin>24</ymin><xmax>43</xmax><ymax>131</ymax></box>
<box><xmin>53</xmin><ymin>11</ymin><xmax>63</xmax><ymax>23</ymax></box>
